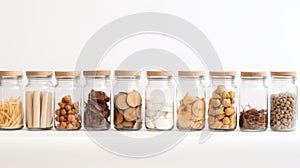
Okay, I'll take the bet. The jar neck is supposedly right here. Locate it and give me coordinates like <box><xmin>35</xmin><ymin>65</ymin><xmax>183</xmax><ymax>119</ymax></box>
<box><xmin>179</xmin><ymin>77</ymin><xmax>204</xmax><ymax>85</ymax></box>
<box><xmin>1</xmin><ymin>77</ymin><xmax>21</xmax><ymax>86</ymax></box>
<box><xmin>56</xmin><ymin>77</ymin><xmax>79</xmax><ymax>85</ymax></box>
<box><xmin>210</xmin><ymin>76</ymin><xmax>235</xmax><ymax>85</ymax></box>
<box><xmin>147</xmin><ymin>77</ymin><xmax>172</xmax><ymax>84</ymax></box>
<box><xmin>85</xmin><ymin>76</ymin><xmax>110</xmax><ymax>85</ymax></box>
<box><xmin>271</xmin><ymin>76</ymin><xmax>296</xmax><ymax>84</ymax></box>
<box><xmin>241</xmin><ymin>77</ymin><xmax>266</xmax><ymax>85</ymax></box>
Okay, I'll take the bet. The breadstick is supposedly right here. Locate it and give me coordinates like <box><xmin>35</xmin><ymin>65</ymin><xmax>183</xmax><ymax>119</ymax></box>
<box><xmin>33</xmin><ymin>91</ymin><xmax>41</xmax><ymax>128</ymax></box>
<box><xmin>26</xmin><ymin>92</ymin><xmax>33</xmax><ymax>128</ymax></box>
<box><xmin>46</xmin><ymin>92</ymin><xmax>53</xmax><ymax>127</ymax></box>
<box><xmin>40</xmin><ymin>92</ymin><xmax>48</xmax><ymax>128</ymax></box>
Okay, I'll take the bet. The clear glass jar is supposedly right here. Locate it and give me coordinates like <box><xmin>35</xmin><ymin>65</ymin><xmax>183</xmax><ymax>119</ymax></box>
<box><xmin>54</xmin><ymin>71</ymin><xmax>82</xmax><ymax>130</ymax></box>
<box><xmin>83</xmin><ymin>70</ymin><xmax>111</xmax><ymax>130</ymax></box>
<box><xmin>176</xmin><ymin>71</ymin><xmax>205</xmax><ymax>130</ymax></box>
<box><xmin>239</xmin><ymin>72</ymin><xmax>268</xmax><ymax>131</ymax></box>
<box><xmin>113</xmin><ymin>70</ymin><xmax>142</xmax><ymax>130</ymax></box>
<box><xmin>0</xmin><ymin>71</ymin><xmax>23</xmax><ymax>130</ymax></box>
<box><xmin>25</xmin><ymin>71</ymin><xmax>54</xmax><ymax>130</ymax></box>
<box><xmin>145</xmin><ymin>71</ymin><xmax>174</xmax><ymax>130</ymax></box>
<box><xmin>269</xmin><ymin>71</ymin><xmax>297</xmax><ymax>131</ymax></box>
<box><xmin>208</xmin><ymin>72</ymin><xmax>237</xmax><ymax>130</ymax></box>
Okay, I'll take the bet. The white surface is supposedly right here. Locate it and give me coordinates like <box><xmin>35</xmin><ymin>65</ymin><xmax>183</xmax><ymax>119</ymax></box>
<box><xmin>1</xmin><ymin>0</ymin><xmax>300</xmax><ymax>167</ymax></box>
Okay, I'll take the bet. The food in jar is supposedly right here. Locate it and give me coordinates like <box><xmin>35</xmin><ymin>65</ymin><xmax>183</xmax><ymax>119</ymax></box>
<box><xmin>0</xmin><ymin>97</ymin><xmax>23</xmax><ymax>129</ymax></box>
<box><xmin>208</xmin><ymin>85</ymin><xmax>236</xmax><ymax>130</ymax></box>
<box><xmin>270</xmin><ymin>92</ymin><xmax>296</xmax><ymax>130</ymax></box>
<box><xmin>177</xmin><ymin>93</ymin><xmax>205</xmax><ymax>130</ymax></box>
<box><xmin>55</xmin><ymin>95</ymin><xmax>81</xmax><ymax>130</ymax></box>
<box><xmin>239</xmin><ymin>106</ymin><xmax>267</xmax><ymax>130</ymax></box>
<box><xmin>114</xmin><ymin>91</ymin><xmax>142</xmax><ymax>130</ymax></box>
<box><xmin>84</xmin><ymin>90</ymin><xmax>110</xmax><ymax>129</ymax></box>
<box><xmin>26</xmin><ymin>91</ymin><xmax>53</xmax><ymax>129</ymax></box>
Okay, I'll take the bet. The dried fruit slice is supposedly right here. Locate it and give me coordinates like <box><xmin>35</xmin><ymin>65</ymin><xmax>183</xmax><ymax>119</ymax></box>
<box><xmin>177</xmin><ymin>114</ymin><xmax>192</xmax><ymax>129</ymax></box>
<box><xmin>133</xmin><ymin>121</ymin><xmax>142</xmax><ymax>129</ymax></box>
<box><xmin>182</xmin><ymin>93</ymin><xmax>197</xmax><ymax>105</ymax></box>
<box><xmin>124</xmin><ymin>107</ymin><xmax>137</xmax><ymax>121</ymax></box>
<box><xmin>114</xmin><ymin>110</ymin><xmax>124</xmax><ymax>126</ymax></box>
<box><xmin>127</xmin><ymin>91</ymin><xmax>142</xmax><ymax>107</ymax></box>
<box><xmin>122</xmin><ymin>121</ymin><xmax>134</xmax><ymax>127</ymax></box>
<box><xmin>181</xmin><ymin>104</ymin><xmax>193</xmax><ymax>120</ymax></box>
<box><xmin>191</xmin><ymin>99</ymin><xmax>205</xmax><ymax>116</ymax></box>
<box><xmin>115</xmin><ymin>93</ymin><xmax>129</xmax><ymax>110</ymax></box>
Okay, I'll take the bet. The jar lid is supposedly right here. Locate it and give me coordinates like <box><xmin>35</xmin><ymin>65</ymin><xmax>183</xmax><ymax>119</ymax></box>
<box><xmin>209</xmin><ymin>71</ymin><xmax>236</xmax><ymax>76</ymax></box>
<box><xmin>55</xmin><ymin>71</ymin><xmax>80</xmax><ymax>77</ymax></box>
<box><xmin>83</xmin><ymin>70</ymin><xmax>111</xmax><ymax>77</ymax></box>
<box><xmin>271</xmin><ymin>71</ymin><xmax>296</xmax><ymax>77</ymax></box>
<box><xmin>178</xmin><ymin>70</ymin><xmax>204</xmax><ymax>77</ymax></box>
<box><xmin>240</xmin><ymin>71</ymin><xmax>266</xmax><ymax>77</ymax></box>
<box><xmin>147</xmin><ymin>71</ymin><xmax>172</xmax><ymax>76</ymax></box>
<box><xmin>26</xmin><ymin>71</ymin><xmax>53</xmax><ymax>77</ymax></box>
<box><xmin>115</xmin><ymin>70</ymin><xmax>141</xmax><ymax>77</ymax></box>
<box><xmin>0</xmin><ymin>71</ymin><xmax>23</xmax><ymax>77</ymax></box>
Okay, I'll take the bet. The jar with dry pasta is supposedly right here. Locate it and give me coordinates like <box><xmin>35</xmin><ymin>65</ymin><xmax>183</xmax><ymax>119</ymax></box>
<box><xmin>0</xmin><ymin>71</ymin><xmax>24</xmax><ymax>130</ymax></box>
<box><xmin>113</xmin><ymin>70</ymin><xmax>142</xmax><ymax>130</ymax></box>
<box><xmin>176</xmin><ymin>71</ymin><xmax>205</xmax><ymax>130</ymax></box>
<box><xmin>54</xmin><ymin>71</ymin><xmax>82</xmax><ymax>130</ymax></box>
<box><xmin>208</xmin><ymin>71</ymin><xmax>237</xmax><ymax>130</ymax></box>
<box><xmin>26</xmin><ymin>71</ymin><xmax>54</xmax><ymax>130</ymax></box>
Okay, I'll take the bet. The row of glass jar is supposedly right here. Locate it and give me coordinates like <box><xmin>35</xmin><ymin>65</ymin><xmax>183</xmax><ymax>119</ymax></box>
<box><xmin>0</xmin><ymin>70</ymin><xmax>297</xmax><ymax>131</ymax></box>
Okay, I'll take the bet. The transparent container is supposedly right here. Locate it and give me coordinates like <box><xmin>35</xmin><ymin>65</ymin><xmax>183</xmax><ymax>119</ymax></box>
<box><xmin>0</xmin><ymin>71</ymin><xmax>23</xmax><ymax>130</ymax></box>
<box><xmin>54</xmin><ymin>71</ymin><xmax>82</xmax><ymax>130</ymax></box>
<box><xmin>176</xmin><ymin>71</ymin><xmax>206</xmax><ymax>130</ymax></box>
<box><xmin>239</xmin><ymin>72</ymin><xmax>268</xmax><ymax>131</ymax></box>
<box><xmin>113</xmin><ymin>70</ymin><xmax>142</xmax><ymax>130</ymax></box>
<box><xmin>269</xmin><ymin>71</ymin><xmax>297</xmax><ymax>131</ymax></box>
<box><xmin>25</xmin><ymin>71</ymin><xmax>54</xmax><ymax>130</ymax></box>
<box><xmin>83</xmin><ymin>70</ymin><xmax>111</xmax><ymax>130</ymax></box>
<box><xmin>208</xmin><ymin>72</ymin><xmax>237</xmax><ymax>130</ymax></box>
<box><xmin>145</xmin><ymin>71</ymin><xmax>174</xmax><ymax>131</ymax></box>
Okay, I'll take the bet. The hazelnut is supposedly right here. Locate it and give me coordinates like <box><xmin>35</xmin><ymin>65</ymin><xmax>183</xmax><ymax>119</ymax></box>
<box><xmin>73</xmin><ymin>102</ymin><xmax>79</xmax><ymax>110</ymax></box>
<box><xmin>59</xmin><ymin>116</ymin><xmax>65</xmax><ymax>122</ymax></box>
<box><xmin>225</xmin><ymin>107</ymin><xmax>235</xmax><ymax>116</ymax></box>
<box><xmin>67</xmin><ymin>115</ymin><xmax>75</xmax><ymax>122</ymax></box>
<box><xmin>60</xmin><ymin>122</ymin><xmax>67</xmax><ymax>128</ymax></box>
<box><xmin>67</xmin><ymin>123</ymin><xmax>73</xmax><ymax>129</ymax></box>
<box><xmin>58</xmin><ymin>102</ymin><xmax>66</xmax><ymax>108</ymax></box>
<box><xmin>55</xmin><ymin>109</ymin><xmax>61</xmax><ymax>115</ymax></box>
<box><xmin>65</xmin><ymin>104</ymin><xmax>72</xmax><ymax>111</ymax></box>
<box><xmin>61</xmin><ymin>109</ymin><xmax>67</xmax><ymax>115</ymax></box>
<box><xmin>62</xmin><ymin>95</ymin><xmax>72</xmax><ymax>104</ymax></box>
<box><xmin>55</xmin><ymin>116</ymin><xmax>60</xmax><ymax>122</ymax></box>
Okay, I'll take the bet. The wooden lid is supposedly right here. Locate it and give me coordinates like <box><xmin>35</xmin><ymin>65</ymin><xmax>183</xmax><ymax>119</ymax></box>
<box><xmin>241</xmin><ymin>71</ymin><xmax>266</xmax><ymax>77</ymax></box>
<box><xmin>55</xmin><ymin>71</ymin><xmax>80</xmax><ymax>77</ymax></box>
<box><xmin>147</xmin><ymin>71</ymin><xmax>172</xmax><ymax>76</ymax></box>
<box><xmin>271</xmin><ymin>71</ymin><xmax>296</xmax><ymax>77</ymax></box>
<box><xmin>0</xmin><ymin>71</ymin><xmax>22</xmax><ymax>77</ymax></box>
<box><xmin>178</xmin><ymin>70</ymin><xmax>204</xmax><ymax>77</ymax></box>
<box><xmin>115</xmin><ymin>70</ymin><xmax>141</xmax><ymax>77</ymax></box>
<box><xmin>83</xmin><ymin>70</ymin><xmax>111</xmax><ymax>77</ymax></box>
<box><xmin>26</xmin><ymin>71</ymin><xmax>53</xmax><ymax>77</ymax></box>
<box><xmin>209</xmin><ymin>71</ymin><xmax>236</xmax><ymax>76</ymax></box>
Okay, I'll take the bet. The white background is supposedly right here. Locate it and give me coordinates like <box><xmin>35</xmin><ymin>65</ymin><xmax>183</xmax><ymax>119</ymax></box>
<box><xmin>0</xmin><ymin>0</ymin><xmax>300</xmax><ymax>168</ymax></box>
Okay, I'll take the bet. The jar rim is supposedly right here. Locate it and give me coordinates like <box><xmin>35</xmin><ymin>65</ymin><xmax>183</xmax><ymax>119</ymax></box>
<box><xmin>178</xmin><ymin>70</ymin><xmax>204</xmax><ymax>77</ymax></box>
<box><xmin>26</xmin><ymin>71</ymin><xmax>53</xmax><ymax>77</ymax></box>
<box><xmin>271</xmin><ymin>71</ymin><xmax>296</xmax><ymax>77</ymax></box>
<box><xmin>209</xmin><ymin>71</ymin><xmax>236</xmax><ymax>77</ymax></box>
<box><xmin>0</xmin><ymin>71</ymin><xmax>22</xmax><ymax>77</ymax></box>
<box><xmin>240</xmin><ymin>71</ymin><xmax>266</xmax><ymax>77</ymax></box>
<box><xmin>83</xmin><ymin>70</ymin><xmax>110</xmax><ymax>77</ymax></box>
<box><xmin>115</xmin><ymin>70</ymin><xmax>141</xmax><ymax>77</ymax></box>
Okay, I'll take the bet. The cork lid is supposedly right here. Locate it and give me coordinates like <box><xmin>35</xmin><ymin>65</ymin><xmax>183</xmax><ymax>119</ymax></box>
<box><xmin>55</xmin><ymin>71</ymin><xmax>80</xmax><ymax>77</ymax></box>
<box><xmin>26</xmin><ymin>71</ymin><xmax>53</xmax><ymax>77</ymax></box>
<box><xmin>83</xmin><ymin>70</ymin><xmax>111</xmax><ymax>77</ymax></box>
<box><xmin>115</xmin><ymin>70</ymin><xmax>141</xmax><ymax>77</ymax></box>
<box><xmin>147</xmin><ymin>71</ymin><xmax>172</xmax><ymax>76</ymax></box>
<box><xmin>271</xmin><ymin>71</ymin><xmax>296</xmax><ymax>77</ymax></box>
<box><xmin>0</xmin><ymin>71</ymin><xmax>23</xmax><ymax>77</ymax></box>
<box><xmin>209</xmin><ymin>71</ymin><xmax>236</xmax><ymax>76</ymax></box>
<box><xmin>178</xmin><ymin>70</ymin><xmax>205</xmax><ymax>77</ymax></box>
<box><xmin>241</xmin><ymin>71</ymin><xmax>266</xmax><ymax>77</ymax></box>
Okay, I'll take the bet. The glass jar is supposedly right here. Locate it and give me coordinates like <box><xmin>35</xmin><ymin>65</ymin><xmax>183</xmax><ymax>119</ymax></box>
<box><xmin>113</xmin><ymin>70</ymin><xmax>142</xmax><ymax>130</ymax></box>
<box><xmin>54</xmin><ymin>71</ymin><xmax>82</xmax><ymax>130</ymax></box>
<box><xmin>176</xmin><ymin>71</ymin><xmax>206</xmax><ymax>130</ymax></box>
<box><xmin>0</xmin><ymin>71</ymin><xmax>23</xmax><ymax>130</ymax></box>
<box><xmin>208</xmin><ymin>71</ymin><xmax>237</xmax><ymax>130</ymax></box>
<box><xmin>239</xmin><ymin>72</ymin><xmax>268</xmax><ymax>131</ymax></box>
<box><xmin>145</xmin><ymin>71</ymin><xmax>174</xmax><ymax>130</ymax></box>
<box><xmin>83</xmin><ymin>70</ymin><xmax>111</xmax><ymax>130</ymax></box>
<box><xmin>269</xmin><ymin>71</ymin><xmax>297</xmax><ymax>131</ymax></box>
<box><xmin>25</xmin><ymin>71</ymin><xmax>54</xmax><ymax>130</ymax></box>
